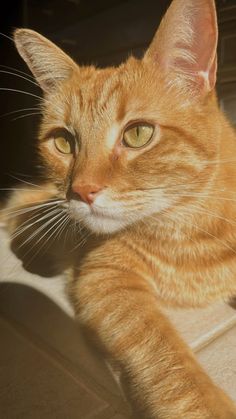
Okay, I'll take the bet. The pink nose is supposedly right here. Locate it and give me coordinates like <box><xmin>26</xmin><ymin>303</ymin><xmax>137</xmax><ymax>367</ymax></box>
<box><xmin>71</xmin><ymin>183</ymin><xmax>102</xmax><ymax>205</ymax></box>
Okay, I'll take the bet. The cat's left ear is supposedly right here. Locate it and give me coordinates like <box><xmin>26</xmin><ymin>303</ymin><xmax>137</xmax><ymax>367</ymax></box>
<box><xmin>14</xmin><ymin>29</ymin><xmax>78</xmax><ymax>92</ymax></box>
<box><xmin>144</xmin><ymin>0</ymin><xmax>218</xmax><ymax>96</ymax></box>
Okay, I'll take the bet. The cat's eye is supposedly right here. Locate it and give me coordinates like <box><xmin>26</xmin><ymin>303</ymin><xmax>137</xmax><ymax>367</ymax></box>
<box><xmin>54</xmin><ymin>136</ymin><xmax>71</xmax><ymax>154</ymax></box>
<box><xmin>53</xmin><ymin>131</ymin><xmax>75</xmax><ymax>154</ymax></box>
<box><xmin>123</xmin><ymin>124</ymin><xmax>154</xmax><ymax>148</ymax></box>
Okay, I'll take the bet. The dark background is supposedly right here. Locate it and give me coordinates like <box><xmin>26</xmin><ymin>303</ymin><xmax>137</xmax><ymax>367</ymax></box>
<box><xmin>0</xmin><ymin>0</ymin><xmax>236</xmax><ymax>197</ymax></box>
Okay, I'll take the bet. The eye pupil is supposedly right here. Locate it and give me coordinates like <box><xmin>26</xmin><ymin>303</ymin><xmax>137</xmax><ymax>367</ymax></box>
<box><xmin>123</xmin><ymin>124</ymin><xmax>154</xmax><ymax>149</ymax></box>
<box><xmin>54</xmin><ymin>135</ymin><xmax>72</xmax><ymax>154</ymax></box>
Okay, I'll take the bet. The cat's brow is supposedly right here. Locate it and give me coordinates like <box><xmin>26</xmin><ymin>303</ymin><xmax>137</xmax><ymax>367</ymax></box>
<box><xmin>97</xmin><ymin>78</ymin><xmax>120</xmax><ymax>112</ymax></box>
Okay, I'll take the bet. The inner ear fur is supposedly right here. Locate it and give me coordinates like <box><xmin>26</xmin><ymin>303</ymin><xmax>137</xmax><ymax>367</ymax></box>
<box><xmin>144</xmin><ymin>0</ymin><xmax>218</xmax><ymax>95</ymax></box>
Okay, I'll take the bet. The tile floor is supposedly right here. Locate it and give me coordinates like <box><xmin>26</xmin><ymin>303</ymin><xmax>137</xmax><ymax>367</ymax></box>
<box><xmin>0</xmin><ymin>225</ymin><xmax>236</xmax><ymax>418</ymax></box>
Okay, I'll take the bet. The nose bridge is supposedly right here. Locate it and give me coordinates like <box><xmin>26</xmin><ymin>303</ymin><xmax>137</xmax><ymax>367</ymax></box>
<box><xmin>73</xmin><ymin>145</ymin><xmax>110</xmax><ymax>187</ymax></box>
<box><xmin>72</xmin><ymin>110</ymin><xmax>113</xmax><ymax>185</ymax></box>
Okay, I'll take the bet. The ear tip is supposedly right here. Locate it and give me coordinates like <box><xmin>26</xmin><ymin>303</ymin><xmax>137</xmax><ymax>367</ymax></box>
<box><xmin>13</xmin><ymin>28</ymin><xmax>28</xmax><ymax>38</ymax></box>
<box><xmin>13</xmin><ymin>28</ymin><xmax>28</xmax><ymax>46</ymax></box>
<box><xmin>13</xmin><ymin>28</ymin><xmax>41</xmax><ymax>45</ymax></box>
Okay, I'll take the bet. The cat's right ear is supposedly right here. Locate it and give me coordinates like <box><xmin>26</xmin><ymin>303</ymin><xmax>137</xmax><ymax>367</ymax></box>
<box><xmin>14</xmin><ymin>29</ymin><xmax>78</xmax><ymax>92</ymax></box>
<box><xmin>144</xmin><ymin>0</ymin><xmax>218</xmax><ymax>98</ymax></box>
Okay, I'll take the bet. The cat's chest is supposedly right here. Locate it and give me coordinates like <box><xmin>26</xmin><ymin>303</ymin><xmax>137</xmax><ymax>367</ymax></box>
<box><xmin>119</xmin><ymin>233</ymin><xmax>236</xmax><ymax>306</ymax></box>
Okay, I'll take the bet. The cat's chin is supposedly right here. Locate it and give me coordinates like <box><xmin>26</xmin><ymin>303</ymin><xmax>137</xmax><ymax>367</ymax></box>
<box><xmin>83</xmin><ymin>214</ymin><xmax>126</xmax><ymax>235</ymax></box>
<box><xmin>68</xmin><ymin>200</ymin><xmax>127</xmax><ymax>235</ymax></box>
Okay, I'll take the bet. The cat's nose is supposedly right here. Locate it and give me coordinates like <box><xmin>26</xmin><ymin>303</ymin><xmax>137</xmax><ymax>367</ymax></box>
<box><xmin>71</xmin><ymin>182</ymin><xmax>102</xmax><ymax>205</ymax></box>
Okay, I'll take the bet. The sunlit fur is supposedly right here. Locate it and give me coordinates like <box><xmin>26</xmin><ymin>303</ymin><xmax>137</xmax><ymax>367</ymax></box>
<box><xmin>5</xmin><ymin>0</ymin><xmax>236</xmax><ymax>417</ymax></box>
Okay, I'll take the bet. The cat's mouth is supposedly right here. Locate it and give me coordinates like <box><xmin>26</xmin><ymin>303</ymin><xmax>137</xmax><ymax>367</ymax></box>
<box><xmin>67</xmin><ymin>199</ymin><xmax>127</xmax><ymax>234</ymax></box>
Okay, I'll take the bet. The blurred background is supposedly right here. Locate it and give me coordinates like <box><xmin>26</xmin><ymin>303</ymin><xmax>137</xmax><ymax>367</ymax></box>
<box><xmin>0</xmin><ymin>0</ymin><xmax>236</xmax><ymax>196</ymax></box>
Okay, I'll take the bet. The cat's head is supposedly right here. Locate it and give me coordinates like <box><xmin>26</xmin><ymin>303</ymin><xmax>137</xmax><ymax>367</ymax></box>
<box><xmin>14</xmin><ymin>0</ymin><xmax>220</xmax><ymax>235</ymax></box>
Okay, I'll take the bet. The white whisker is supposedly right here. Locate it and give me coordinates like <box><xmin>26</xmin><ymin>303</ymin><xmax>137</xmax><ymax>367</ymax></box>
<box><xmin>54</xmin><ymin>215</ymin><xmax>71</xmax><ymax>244</ymax></box>
<box><xmin>185</xmin><ymin>203</ymin><xmax>236</xmax><ymax>229</ymax></box>
<box><xmin>11</xmin><ymin>207</ymin><xmax>61</xmax><ymax>241</ymax></box>
<box><xmin>2</xmin><ymin>200</ymin><xmax>64</xmax><ymax>219</ymax></box>
<box><xmin>0</xmin><ymin>64</ymin><xmax>35</xmax><ymax>80</ymax></box>
<box><xmin>24</xmin><ymin>212</ymin><xmax>68</xmax><ymax>266</ymax></box>
<box><xmin>0</xmin><ymin>69</ymin><xmax>39</xmax><ymax>87</ymax></box>
<box><xmin>6</xmin><ymin>175</ymin><xmax>47</xmax><ymax>189</ymax></box>
<box><xmin>71</xmin><ymin>230</ymin><xmax>91</xmax><ymax>252</ymax></box>
<box><xmin>166</xmin><ymin>191</ymin><xmax>236</xmax><ymax>203</ymax></box>
<box><xmin>0</xmin><ymin>107</ymin><xmax>41</xmax><ymax>119</ymax></box>
<box><xmin>0</xmin><ymin>87</ymin><xmax>42</xmax><ymax>101</ymax></box>
<box><xmin>12</xmin><ymin>112</ymin><xmax>41</xmax><ymax>121</ymax></box>
<box><xmin>0</xmin><ymin>188</ymin><xmax>46</xmax><ymax>192</ymax></box>
<box><xmin>160</xmin><ymin>206</ymin><xmax>236</xmax><ymax>256</ymax></box>
<box><xmin>18</xmin><ymin>210</ymin><xmax>64</xmax><ymax>250</ymax></box>
<box><xmin>0</xmin><ymin>32</ymin><xmax>14</xmax><ymax>42</ymax></box>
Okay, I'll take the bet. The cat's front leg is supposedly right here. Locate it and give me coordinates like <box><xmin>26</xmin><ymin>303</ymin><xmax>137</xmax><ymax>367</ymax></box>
<box><xmin>69</xmin><ymin>257</ymin><xmax>236</xmax><ymax>419</ymax></box>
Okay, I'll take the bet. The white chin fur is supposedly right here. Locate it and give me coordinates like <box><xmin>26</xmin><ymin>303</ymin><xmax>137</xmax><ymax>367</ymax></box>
<box><xmin>68</xmin><ymin>199</ymin><xmax>127</xmax><ymax>235</ymax></box>
<box><xmin>83</xmin><ymin>214</ymin><xmax>126</xmax><ymax>234</ymax></box>
<box><xmin>68</xmin><ymin>191</ymin><xmax>172</xmax><ymax>235</ymax></box>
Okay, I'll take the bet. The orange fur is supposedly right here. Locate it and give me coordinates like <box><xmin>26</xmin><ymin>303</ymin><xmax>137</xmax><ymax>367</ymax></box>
<box><xmin>5</xmin><ymin>0</ymin><xmax>236</xmax><ymax>417</ymax></box>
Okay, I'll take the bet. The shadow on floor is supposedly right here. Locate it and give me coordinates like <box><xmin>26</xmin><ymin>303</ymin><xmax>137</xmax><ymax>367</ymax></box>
<box><xmin>0</xmin><ymin>282</ymin><xmax>132</xmax><ymax>419</ymax></box>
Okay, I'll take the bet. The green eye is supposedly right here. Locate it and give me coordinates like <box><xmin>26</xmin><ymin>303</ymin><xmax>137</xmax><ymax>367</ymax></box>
<box><xmin>54</xmin><ymin>135</ymin><xmax>72</xmax><ymax>154</ymax></box>
<box><xmin>123</xmin><ymin>124</ymin><xmax>154</xmax><ymax>148</ymax></box>
<box><xmin>53</xmin><ymin>130</ymin><xmax>74</xmax><ymax>154</ymax></box>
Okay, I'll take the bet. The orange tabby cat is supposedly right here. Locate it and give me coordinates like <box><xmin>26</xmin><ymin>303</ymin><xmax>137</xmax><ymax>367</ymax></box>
<box><xmin>4</xmin><ymin>0</ymin><xmax>236</xmax><ymax>417</ymax></box>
